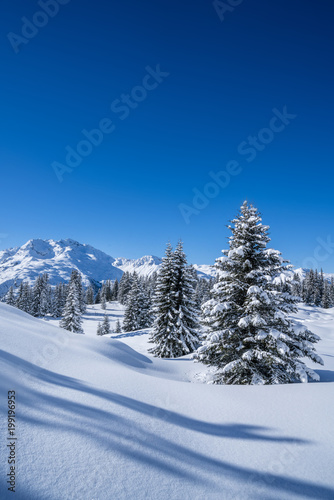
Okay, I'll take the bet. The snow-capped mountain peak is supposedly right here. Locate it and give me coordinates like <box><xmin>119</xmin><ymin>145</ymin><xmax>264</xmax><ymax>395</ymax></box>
<box><xmin>0</xmin><ymin>238</ymin><xmax>215</xmax><ymax>295</ymax></box>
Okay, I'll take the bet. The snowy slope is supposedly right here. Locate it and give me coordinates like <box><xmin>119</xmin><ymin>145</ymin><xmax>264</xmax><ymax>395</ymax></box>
<box><xmin>0</xmin><ymin>239</ymin><xmax>123</xmax><ymax>294</ymax></box>
<box><xmin>112</xmin><ymin>255</ymin><xmax>163</xmax><ymax>277</ymax></box>
<box><xmin>1</xmin><ymin>302</ymin><xmax>334</xmax><ymax>500</ymax></box>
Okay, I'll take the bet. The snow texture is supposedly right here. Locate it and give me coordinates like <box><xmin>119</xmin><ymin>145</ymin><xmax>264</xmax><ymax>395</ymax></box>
<box><xmin>0</xmin><ymin>302</ymin><xmax>334</xmax><ymax>499</ymax></box>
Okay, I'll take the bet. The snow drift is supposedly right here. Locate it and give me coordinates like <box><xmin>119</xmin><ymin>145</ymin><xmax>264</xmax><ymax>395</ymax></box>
<box><xmin>0</xmin><ymin>302</ymin><xmax>334</xmax><ymax>499</ymax></box>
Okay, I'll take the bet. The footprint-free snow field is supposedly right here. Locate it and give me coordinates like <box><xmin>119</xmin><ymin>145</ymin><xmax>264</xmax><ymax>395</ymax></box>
<box><xmin>1</xmin><ymin>302</ymin><xmax>334</xmax><ymax>499</ymax></box>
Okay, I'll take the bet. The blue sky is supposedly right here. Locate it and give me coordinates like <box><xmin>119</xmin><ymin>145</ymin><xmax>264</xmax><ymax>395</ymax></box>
<box><xmin>1</xmin><ymin>0</ymin><xmax>334</xmax><ymax>271</ymax></box>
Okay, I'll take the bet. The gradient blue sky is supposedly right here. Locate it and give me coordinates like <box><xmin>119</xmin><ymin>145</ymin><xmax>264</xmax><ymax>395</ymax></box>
<box><xmin>1</xmin><ymin>0</ymin><xmax>334</xmax><ymax>271</ymax></box>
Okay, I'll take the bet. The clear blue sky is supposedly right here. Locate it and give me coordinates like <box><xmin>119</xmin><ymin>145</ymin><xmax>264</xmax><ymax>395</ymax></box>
<box><xmin>1</xmin><ymin>0</ymin><xmax>334</xmax><ymax>271</ymax></box>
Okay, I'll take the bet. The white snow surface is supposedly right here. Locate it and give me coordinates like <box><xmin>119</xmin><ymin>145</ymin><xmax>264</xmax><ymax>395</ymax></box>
<box><xmin>1</xmin><ymin>303</ymin><xmax>334</xmax><ymax>499</ymax></box>
<box><xmin>112</xmin><ymin>255</ymin><xmax>163</xmax><ymax>277</ymax></box>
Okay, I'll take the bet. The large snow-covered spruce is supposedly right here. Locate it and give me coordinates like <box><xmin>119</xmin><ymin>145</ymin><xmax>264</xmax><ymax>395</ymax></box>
<box><xmin>195</xmin><ymin>201</ymin><xmax>323</xmax><ymax>384</ymax></box>
<box><xmin>149</xmin><ymin>242</ymin><xmax>200</xmax><ymax>358</ymax></box>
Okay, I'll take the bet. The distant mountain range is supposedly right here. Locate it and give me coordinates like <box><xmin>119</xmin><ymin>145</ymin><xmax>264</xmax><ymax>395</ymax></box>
<box><xmin>0</xmin><ymin>239</ymin><xmax>215</xmax><ymax>295</ymax></box>
<box><xmin>1</xmin><ymin>238</ymin><xmax>332</xmax><ymax>297</ymax></box>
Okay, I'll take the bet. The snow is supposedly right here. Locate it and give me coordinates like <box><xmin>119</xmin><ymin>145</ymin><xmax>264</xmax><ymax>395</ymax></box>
<box><xmin>112</xmin><ymin>255</ymin><xmax>162</xmax><ymax>277</ymax></box>
<box><xmin>1</xmin><ymin>302</ymin><xmax>334</xmax><ymax>499</ymax></box>
<box><xmin>0</xmin><ymin>239</ymin><xmax>123</xmax><ymax>294</ymax></box>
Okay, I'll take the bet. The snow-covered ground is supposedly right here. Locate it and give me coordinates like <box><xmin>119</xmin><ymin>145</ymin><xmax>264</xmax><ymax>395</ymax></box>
<box><xmin>1</xmin><ymin>302</ymin><xmax>334</xmax><ymax>499</ymax></box>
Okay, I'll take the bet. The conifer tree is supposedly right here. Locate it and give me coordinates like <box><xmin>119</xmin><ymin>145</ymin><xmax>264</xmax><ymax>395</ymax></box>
<box><xmin>52</xmin><ymin>284</ymin><xmax>64</xmax><ymax>317</ymax></box>
<box><xmin>59</xmin><ymin>280</ymin><xmax>84</xmax><ymax>333</ymax></box>
<box><xmin>18</xmin><ymin>282</ymin><xmax>32</xmax><ymax>314</ymax></box>
<box><xmin>69</xmin><ymin>270</ymin><xmax>86</xmax><ymax>314</ymax></box>
<box><xmin>330</xmin><ymin>278</ymin><xmax>334</xmax><ymax>306</ymax></box>
<box><xmin>111</xmin><ymin>279</ymin><xmax>119</xmax><ymax>301</ymax></box>
<box><xmin>94</xmin><ymin>289</ymin><xmax>101</xmax><ymax>304</ymax></box>
<box><xmin>148</xmin><ymin>243</ymin><xmax>176</xmax><ymax>356</ymax></box>
<box><xmin>32</xmin><ymin>276</ymin><xmax>43</xmax><ymax>316</ymax></box>
<box><xmin>195</xmin><ymin>201</ymin><xmax>323</xmax><ymax>384</ymax></box>
<box><xmin>96</xmin><ymin>322</ymin><xmax>103</xmax><ymax>336</ymax></box>
<box><xmin>40</xmin><ymin>274</ymin><xmax>50</xmax><ymax>316</ymax></box>
<box><xmin>5</xmin><ymin>286</ymin><xmax>16</xmax><ymax>307</ymax></box>
<box><xmin>85</xmin><ymin>286</ymin><xmax>94</xmax><ymax>305</ymax></box>
<box><xmin>101</xmin><ymin>313</ymin><xmax>111</xmax><ymax>335</ymax></box>
<box><xmin>105</xmin><ymin>280</ymin><xmax>113</xmax><ymax>302</ymax></box>
<box><xmin>322</xmin><ymin>279</ymin><xmax>331</xmax><ymax>308</ymax></box>
<box><xmin>137</xmin><ymin>280</ymin><xmax>153</xmax><ymax>329</ymax></box>
<box><xmin>101</xmin><ymin>294</ymin><xmax>106</xmax><ymax>310</ymax></box>
<box><xmin>169</xmin><ymin>242</ymin><xmax>200</xmax><ymax>354</ymax></box>
<box><xmin>149</xmin><ymin>242</ymin><xmax>200</xmax><ymax>358</ymax></box>
<box><xmin>15</xmin><ymin>283</ymin><xmax>25</xmax><ymax>310</ymax></box>
<box><xmin>118</xmin><ymin>272</ymin><xmax>133</xmax><ymax>304</ymax></box>
<box><xmin>114</xmin><ymin>319</ymin><xmax>122</xmax><ymax>334</ymax></box>
<box><xmin>123</xmin><ymin>275</ymin><xmax>141</xmax><ymax>332</ymax></box>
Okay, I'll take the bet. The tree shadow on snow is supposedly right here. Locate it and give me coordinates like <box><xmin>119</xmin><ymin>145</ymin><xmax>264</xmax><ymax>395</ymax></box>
<box><xmin>1</xmin><ymin>349</ymin><xmax>334</xmax><ymax>499</ymax></box>
<box><xmin>112</xmin><ymin>329</ymin><xmax>149</xmax><ymax>339</ymax></box>
<box><xmin>101</xmin><ymin>340</ymin><xmax>153</xmax><ymax>368</ymax></box>
<box><xmin>314</xmin><ymin>369</ymin><xmax>334</xmax><ymax>382</ymax></box>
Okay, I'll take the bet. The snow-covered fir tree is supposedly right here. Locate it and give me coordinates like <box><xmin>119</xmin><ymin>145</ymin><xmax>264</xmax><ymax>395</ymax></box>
<box><xmin>114</xmin><ymin>319</ymin><xmax>122</xmax><ymax>334</ymax></box>
<box><xmin>118</xmin><ymin>272</ymin><xmax>133</xmax><ymax>305</ymax></box>
<box><xmin>104</xmin><ymin>280</ymin><xmax>113</xmax><ymax>302</ymax></box>
<box><xmin>5</xmin><ymin>286</ymin><xmax>16</xmax><ymax>306</ymax></box>
<box><xmin>86</xmin><ymin>286</ymin><xmax>94</xmax><ymax>305</ymax></box>
<box><xmin>59</xmin><ymin>280</ymin><xmax>84</xmax><ymax>333</ymax></box>
<box><xmin>149</xmin><ymin>241</ymin><xmax>200</xmax><ymax>358</ymax></box>
<box><xmin>148</xmin><ymin>243</ymin><xmax>175</xmax><ymax>356</ymax></box>
<box><xmin>101</xmin><ymin>313</ymin><xmax>111</xmax><ymax>335</ymax></box>
<box><xmin>322</xmin><ymin>279</ymin><xmax>331</xmax><ymax>308</ymax></box>
<box><xmin>111</xmin><ymin>279</ymin><xmax>119</xmax><ymax>301</ymax></box>
<box><xmin>70</xmin><ymin>270</ymin><xmax>86</xmax><ymax>314</ymax></box>
<box><xmin>52</xmin><ymin>283</ymin><xmax>64</xmax><ymax>318</ymax></box>
<box><xmin>31</xmin><ymin>274</ymin><xmax>50</xmax><ymax>317</ymax></box>
<box><xmin>301</xmin><ymin>269</ymin><xmax>334</xmax><ymax>307</ymax></box>
<box><xmin>101</xmin><ymin>294</ymin><xmax>106</xmax><ymax>310</ymax></box>
<box><xmin>168</xmin><ymin>242</ymin><xmax>200</xmax><ymax>354</ymax></box>
<box><xmin>94</xmin><ymin>289</ymin><xmax>101</xmax><ymax>304</ymax></box>
<box><xmin>123</xmin><ymin>274</ymin><xmax>142</xmax><ymax>332</ymax></box>
<box><xmin>21</xmin><ymin>282</ymin><xmax>32</xmax><ymax>313</ymax></box>
<box><xmin>96</xmin><ymin>322</ymin><xmax>103</xmax><ymax>336</ymax></box>
<box><xmin>15</xmin><ymin>283</ymin><xmax>25</xmax><ymax>310</ymax></box>
<box><xmin>194</xmin><ymin>277</ymin><xmax>213</xmax><ymax>308</ymax></box>
<box><xmin>137</xmin><ymin>281</ymin><xmax>153</xmax><ymax>329</ymax></box>
<box><xmin>194</xmin><ymin>201</ymin><xmax>323</xmax><ymax>385</ymax></box>
<box><xmin>39</xmin><ymin>274</ymin><xmax>51</xmax><ymax>316</ymax></box>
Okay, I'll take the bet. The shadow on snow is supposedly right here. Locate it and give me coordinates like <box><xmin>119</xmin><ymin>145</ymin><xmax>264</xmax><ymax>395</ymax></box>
<box><xmin>1</xmin><ymin>349</ymin><xmax>334</xmax><ymax>499</ymax></box>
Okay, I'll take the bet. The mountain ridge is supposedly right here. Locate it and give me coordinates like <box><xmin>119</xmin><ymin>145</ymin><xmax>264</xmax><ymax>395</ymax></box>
<box><xmin>0</xmin><ymin>238</ymin><xmax>215</xmax><ymax>295</ymax></box>
<box><xmin>2</xmin><ymin>238</ymin><xmax>331</xmax><ymax>297</ymax></box>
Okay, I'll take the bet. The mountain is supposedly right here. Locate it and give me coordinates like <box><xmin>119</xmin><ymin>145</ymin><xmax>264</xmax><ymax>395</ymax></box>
<box><xmin>0</xmin><ymin>238</ymin><xmax>215</xmax><ymax>295</ymax></box>
<box><xmin>112</xmin><ymin>255</ymin><xmax>163</xmax><ymax>277</ymax></box>
<box><xmin>0</xmin><ymin>239</ymin><xmax>124</xmax><ymax>295</ymax></box>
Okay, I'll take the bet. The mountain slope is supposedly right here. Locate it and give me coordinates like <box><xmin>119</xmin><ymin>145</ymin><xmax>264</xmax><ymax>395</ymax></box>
<box><xmin>112</xmin><ymin>255</ymin><xmax>162</xmax><ymax>277</ymax></box>
<box><xmin>0</xmin><ymin>239</ymin><xmax>216</xmax><ymax>295</ymax></box>
<box><xmin>0</xmin><ymin>239</ymin><xmax>123</xmax><ymax>294</ymax></box>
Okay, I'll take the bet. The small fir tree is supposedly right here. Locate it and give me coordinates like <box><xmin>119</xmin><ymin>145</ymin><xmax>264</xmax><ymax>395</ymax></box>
<box><xmin>101</xmin><ymin>313</ymin><xmax>111</xmax><ymax>335</ymax></box>
<box><xmin>114</xmin><ymin>319</ymin><xmax>122</xmax><ymax>334</ymax></box>
<box><xmin>59</xmin><ymin>280</ymin><xmax>84</xmax><ymax>333</ymax></box>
